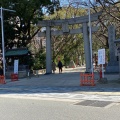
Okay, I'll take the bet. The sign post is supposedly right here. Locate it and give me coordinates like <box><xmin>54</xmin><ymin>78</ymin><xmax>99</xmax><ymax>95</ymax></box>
<box><xmin>98</xmin><ymin>48</ymin><xmax>105</xmax><ymax>78</ymax></box>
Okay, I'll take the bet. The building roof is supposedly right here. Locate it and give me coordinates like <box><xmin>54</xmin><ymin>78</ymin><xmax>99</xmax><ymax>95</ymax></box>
<box><xmin>5</xmin><ymin>48</ymin><xmax>29</xmax><ymax>57</ymax></box>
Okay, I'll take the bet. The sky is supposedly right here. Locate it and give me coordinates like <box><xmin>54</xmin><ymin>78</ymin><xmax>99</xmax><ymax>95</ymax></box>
<box><xmin>60</xmin><ymin>0</ymin><xmax>96</xmax><ymax>7</ymax></box>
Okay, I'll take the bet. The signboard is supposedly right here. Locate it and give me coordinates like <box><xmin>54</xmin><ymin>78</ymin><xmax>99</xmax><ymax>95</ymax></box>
<box><xmin>98</xmin><ymin>49</ymin><xmax>105</xmax><ymax>65</ymax></box>
<box><xmin>14</xmin><ymin>60</ymin><xmax>19</xmax><ymax>74</ymax></box>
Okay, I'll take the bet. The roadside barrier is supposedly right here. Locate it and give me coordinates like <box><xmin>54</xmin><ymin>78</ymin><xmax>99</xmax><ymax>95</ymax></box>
<box><xmin>80</xmin><ymin>73</ymin><xmax>95</xmax><ymax>86</ymax></box>
<box><xmin>0</xmin><ymin>75</ymin><xmax>6</xmax><ymax>84</ymax></box>
<box><xmin>11</xmin><ymin>73</ymin><xmax>18</xmax><ymax>81</ymax></box>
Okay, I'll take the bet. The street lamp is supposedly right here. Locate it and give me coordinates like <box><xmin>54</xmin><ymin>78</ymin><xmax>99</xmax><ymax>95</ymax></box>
<box><xmin>0</xmin><ymin>7</ymin><xmax>15</xmax><ymax>77</ymax></box>
<box><xmin>0</xmin><ymin>7</ymin><xmax>5</xmax><ymax>77</ymax></box>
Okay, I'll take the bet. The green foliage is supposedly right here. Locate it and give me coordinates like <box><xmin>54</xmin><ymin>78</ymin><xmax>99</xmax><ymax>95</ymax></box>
<box><xmin>64</xmin><ymin>55</ymin><xmax>71</xmax><ymax>67</ymax></box>
<box><xmin>0</xmin><ymin>0</ymin><xmax>60</xmax><ymax>49</ymax></box>
<box><xmin>32</xmin><ymin>49</ymin><xmax>46</xmax><ymax>70</ymax></box>
<box><xmin>47</xmin><ymin>7</ymin><xmax>86</xmax><ymax>66</ymax></box>
<box><xmin>32</xmin><ymin>58</ymin><xmax>41</xmax><ymax>70</ymax></box>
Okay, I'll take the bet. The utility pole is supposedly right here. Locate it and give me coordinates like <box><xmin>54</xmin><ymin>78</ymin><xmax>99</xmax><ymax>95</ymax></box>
<box><xmin>88</xmin><ymin>0</ymin><xmax>93</xmax><ymax>73</ymax></box>
<box><xmin>1</xmin><ymin>7</ymin><xmax>5</xmax><ymax>77</ymax></box>
<box><xmin>0</xmin><ymin>7</ymin><xmax>15</xmax><ymax>77</ymax></box>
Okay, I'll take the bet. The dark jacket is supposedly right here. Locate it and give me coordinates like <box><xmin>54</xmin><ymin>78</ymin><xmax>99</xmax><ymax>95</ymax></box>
<box><xmin>0</xmin><ymin>68</ymin><xmax>3</xmax><ymax>75</ymax></box>
<box><xmin>58</xmin><ymin>61</ymin><xmax>62</xmax><ymax>68</ymax></box>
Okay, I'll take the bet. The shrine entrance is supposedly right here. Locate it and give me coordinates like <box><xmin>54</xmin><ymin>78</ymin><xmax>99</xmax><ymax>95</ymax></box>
<box><xmin>37</xmin><ymin>12</ymin><xmax>101</xmax><ymax>74</ymax></box>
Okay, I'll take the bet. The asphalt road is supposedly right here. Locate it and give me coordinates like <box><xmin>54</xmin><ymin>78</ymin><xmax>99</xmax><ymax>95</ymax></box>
<box><xmin>0</xmin><ymin>97</ymin><xmax>120</xmax><ymax>120</ymax></box>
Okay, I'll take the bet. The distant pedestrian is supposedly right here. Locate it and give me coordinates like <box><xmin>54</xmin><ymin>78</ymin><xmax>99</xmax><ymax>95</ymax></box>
<box><xmin>0</xmin><ymin>66</ymin><xmax>3</xmax><ymax>75</ymax></box>
<box><xmin>52</xmin><ymin>61</ymin><xmax>56</xmax><ymax>73</ymax></box>
<box><xmin>58</xmin><ymin>60</ymin><xmax>63</xmax><ymax>73</ymax></box>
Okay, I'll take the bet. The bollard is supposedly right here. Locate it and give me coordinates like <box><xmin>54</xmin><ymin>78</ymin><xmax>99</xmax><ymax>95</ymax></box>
<box><xmin>0</xmin><ymin>75</ymin><xmax>6</xmax><ymax>84</ymax></box>
<box><xmin>11</xmin><ymin>73</ymin><xmax>18</xmax><ymax>81</ymax></box>
<box><xmin>99</xmin><ymin>69</ymin><xmax>102</xmax><ymax>79</ymax></box>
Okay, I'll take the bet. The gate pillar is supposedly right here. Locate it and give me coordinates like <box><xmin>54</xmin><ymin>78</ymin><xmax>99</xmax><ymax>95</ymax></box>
<box><xmin>46</xmin><ymin>26</ymin><xmax>52</xmax><ymax>74</ymax></box>
<box><xmin>83</xmin><ymin>22</ymin><xmax>91</xmax><ymax>72</ymax></box>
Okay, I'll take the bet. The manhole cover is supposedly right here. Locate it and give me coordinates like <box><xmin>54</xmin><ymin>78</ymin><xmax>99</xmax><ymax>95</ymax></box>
<box><xmin>75</xmin><ymin>100</ymin><xmax>112</xmax><ymax>107</ymax></box>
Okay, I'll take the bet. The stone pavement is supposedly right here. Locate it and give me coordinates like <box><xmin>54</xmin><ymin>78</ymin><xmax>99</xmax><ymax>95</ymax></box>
<box><xmin>0</xmin><ymin>66</ymin><xmax>120</xmax><ymax>102</ymax></box>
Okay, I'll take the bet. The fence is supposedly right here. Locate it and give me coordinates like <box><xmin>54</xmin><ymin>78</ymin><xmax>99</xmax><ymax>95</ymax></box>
<box><xmin>80</xmin><ymin>73</ymin><xmax>95</xmax><ymax>86</ymax></box>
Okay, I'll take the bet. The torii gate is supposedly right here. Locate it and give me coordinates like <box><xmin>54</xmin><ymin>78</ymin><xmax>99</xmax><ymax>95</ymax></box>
<box><xmin>37</xmin><ymin>12</ymin><xmax>102</xmax><ymax>74</ymax></box>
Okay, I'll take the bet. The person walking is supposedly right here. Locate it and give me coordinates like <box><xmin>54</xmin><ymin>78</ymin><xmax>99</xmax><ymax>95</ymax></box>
<box><xmin>52</xmin><ymin>61</ymin><xmax>56</xmax><ymax>73</ymax></box>
<box><xmin>57</xmin><ymin>60</ymin><xmax>63</xmax><ymax>73</ymax></box>
<box><xmin>0</xmin><ymin>66</ymin><xmax>3</xmax><ymax>75</ymax></box>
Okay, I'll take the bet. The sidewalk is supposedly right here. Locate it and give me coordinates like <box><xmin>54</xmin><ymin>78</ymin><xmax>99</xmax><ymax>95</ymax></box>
<box><xmin>0</xmin><ymin>66</ymin><xmax>120</xmax><ymax>101</ymax></box>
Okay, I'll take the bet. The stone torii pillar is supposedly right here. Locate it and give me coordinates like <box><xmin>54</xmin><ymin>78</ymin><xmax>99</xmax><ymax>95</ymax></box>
<box><xmin>106</xmin><ymin>25</ymin><xmax>119</xmax><ymax>73</ymax></box>
<box><xmin>46</xmin><ymin>25</ymin><xmax>52</xmax><ymax>74</ymax></box>
<box><xmin>37</xmin><ymin>12</ymin><xmax>102</xmax><ymax>74</ymax></box>
<box><xmin>83</xmin><ymin>22</ymin><xmax>91</xmax><ymax>71</ymax></box>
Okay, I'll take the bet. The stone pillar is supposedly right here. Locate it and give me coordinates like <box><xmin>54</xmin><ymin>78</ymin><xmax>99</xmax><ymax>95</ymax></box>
<box><xmin>46</xmin><ymin>26</ymin><xmax>52</xmax><ymax>74</ymax></box>
<box><xmin>108</xmin><ymin>25</ymin><xmax>117</xmax><ymax>62</ymax></box>
<box><xmin>82</xmin><ymin>23</ymin><xmax>91</xmax><ymax>72</ymax></box>
<box><xmin>106</xmin><ymin>25</ymin><xmax>118</xmax><ymax>73</ymax></box>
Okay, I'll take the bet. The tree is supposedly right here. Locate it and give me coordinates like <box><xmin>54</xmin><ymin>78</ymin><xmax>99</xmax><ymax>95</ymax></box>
<box><xmin>82</xmin><ymin>0</ymin><xmax>120</xmax><ymax>49</ymax></box>
<box><xmin>45</xmin><ymin>5</ymin><xmax>86</xmax><ymax>66</ymax></box>
<box><xmin>32</xmin><ymin>48</ymin><xmax>46</xmax><ymax>70</ymax></box>
<box><xmin>0</xmin><ymin>0</ymin><xmax>61</xmax><ymax>49</ymax></box>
